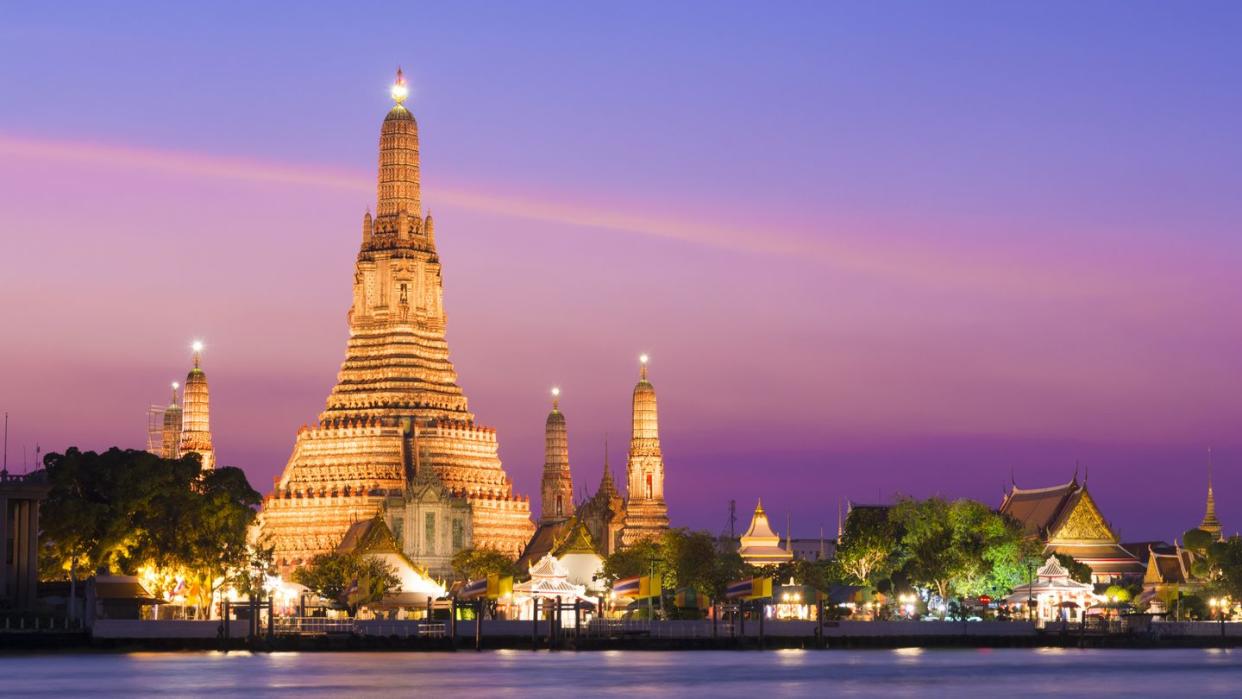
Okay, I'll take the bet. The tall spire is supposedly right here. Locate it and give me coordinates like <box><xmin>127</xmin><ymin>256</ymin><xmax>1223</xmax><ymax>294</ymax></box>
<box><xmin>180</xmin><ymin>341</ymin><xmax>214</xmax><ymax>470</ymax></box>
<box><xmin>1201</xmin><ymin>448</ymin><xmax>1223</xmax><ymax>540</ymax></box>
<box><xmin>161</xmin><ymin>381</ymin><xmax>182</xmax><ymax>460</ymax></box>
<box><xmin>621</xmin><ymin>354</ymin><xmax>670</xmax><ymax>546</ymax></box>
<box><xmin>598</xmin><ymin>433</ymin><xmax>618</xmax><ymax>498</ymax></box>
<box><xmin>540</xmin><ymin>387</ymin><xmax>573</xmax><ymax>522</ymax></box>
<box><xmin>377</xmin><ymin>67</ymin><xmax>420</xmax><ymax>219</ymax></box>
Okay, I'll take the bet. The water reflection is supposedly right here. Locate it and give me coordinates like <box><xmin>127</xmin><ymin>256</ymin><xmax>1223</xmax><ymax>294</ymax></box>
<box><xmin>2</xmin><ymin>649</ymin><xmax>1240</xmax><ymax>697</ymax></box>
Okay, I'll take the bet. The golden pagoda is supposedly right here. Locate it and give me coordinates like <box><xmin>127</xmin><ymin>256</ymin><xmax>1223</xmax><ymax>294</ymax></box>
<box><xmin>540</xmin><ymin>388</ymin><xmax>573</xmax><ymax>523</ymax></box>
<box><xmin>160</xmin><ymin>381</ymin><xmax>182</xmax><ymax>459</ymax></box>
<box><xmin>620</xmin><ymin>355</ymin><xmax>670</xmax><ymax>545</ymax></box>
<box><xmin>738</xmin><ymin>499</ymin><xmax>793</xmax><ymax>566</ymax></box>
<box><xmin>1200</xmin><ymin>454</ymin><xmax>1223</xmax><ymax>540</ymax></box>
<box><xmin>259</xmin><ymin>69</ymin><xmax>533</xmax><ymax>573</ymax></box>
<box><xmin>179</xmin><ymin>342</ymin><xmax>214</xmax><ymax>470</ymax></box>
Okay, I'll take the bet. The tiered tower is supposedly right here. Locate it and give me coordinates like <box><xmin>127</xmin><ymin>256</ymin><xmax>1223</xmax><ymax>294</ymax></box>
<box><xmin>260</xmin><ymin>70</ymin><xmax>533</xmax><ymax>571</ymax></box>
<box><xmin>621</xmin><ymin>355</ymin><xmax>669</xmax><ymax>545</ymax></box>
<box><xmin>161</xmin><ymin>382</ymin><xmax>182</xmax><ymax>459</ymax></box>
<box><xmin>1200</xmin><ymin>453</ymin><xmax>1223</xmax><ymax>540</ymax></box>
<box><xmin>179</xmin><ymin>342</ymin><xmax>215</xmax><ymax>470</ymax></box>
<box><xmin>540</xmin><ymin>388</ymin><xmax>574</xmax><ymax>523</ymax></box>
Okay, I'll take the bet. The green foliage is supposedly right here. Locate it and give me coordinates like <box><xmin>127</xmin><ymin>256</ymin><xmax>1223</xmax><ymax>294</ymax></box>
<box><xmin>835</xmin><ymin>506</ymin><xmax>902</xmax><ymax>586</ymax></box>
<box><xmin>451</xmin><ymin>547</ymin><xmax>516</xmax><ymax>581</ymax></box>
<box><xmin>1051</xmin><ymin>553</ymin><xmax>1094</xmax><ymax>584</ymax></box>
<box><xmin>601</xmin><ymin>538</ymin><xmax>667</xmax><ymax>583</ymax></box>
<box><xmin>292</xmin><ymin>552</ymin><xmax>399</xmax><ymax>614</ymax></box>
<box><xmin>39</xmin><ymin>447</ymin><xmax>260</xmax><ymax>617</ymax></box>
<box><xmin>1183</xmin><ymin>528</ymin><xmax>1214</xmax><ymax>554</ymax></box>
<box><xmin>1102</xmin><ymin>584</ymin><xmax>1131</xmax><ymax>603</ymax></box>
<box><xmin>600</xmin><ymin>530</ymin><xmax>756</xmax><ymax>608</ymax></box>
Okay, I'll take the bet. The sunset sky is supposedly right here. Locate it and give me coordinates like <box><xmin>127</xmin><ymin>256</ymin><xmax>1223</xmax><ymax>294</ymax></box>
<box><xmin>2</xmin><ymin>2</ymin><xmax>1239</xmax><ymax>541</ymax></box>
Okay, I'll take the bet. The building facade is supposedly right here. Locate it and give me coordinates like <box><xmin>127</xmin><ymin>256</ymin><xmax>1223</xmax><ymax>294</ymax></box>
<box><xmin>999</xmin><ymin>474</ymin><xmax>1144</xmax><ymax>582</ymax></box>
<box><xmin>621</xmin><ymin>357</ymin><xmax>670</xmax><ymax>546</ymax></box>
<box><xmin>259</xmin><ymin>70</ymin><xmax>534</xmax><ymax>573</ymax></box>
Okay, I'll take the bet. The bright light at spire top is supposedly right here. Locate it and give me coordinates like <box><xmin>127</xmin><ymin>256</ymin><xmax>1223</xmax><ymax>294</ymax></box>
<box><xmin>391</xmin><ymin>67</ymin><xmax>409</xmax><ymax>105</ymax></box>
<box><xmin>640</xmin><ymin>354</ymin><xmax>649</xmax><ymax>364</ymax></box>
<box><xmin>551</xmin><ymin>387</ymin><xmax>560</xmax><ymax>397</ymax></box>
<box><xmin>172</xmin><ymin>381</ymin><xmax>179</xmax><ymax>390</ymax></box>
<box><xmin>192</xmin><ymin>340</ymin><xmax>204</xmax><ymax>353</ymax></box>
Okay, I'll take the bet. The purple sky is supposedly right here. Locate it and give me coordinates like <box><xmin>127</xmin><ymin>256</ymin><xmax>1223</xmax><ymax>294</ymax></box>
<box><xmin>2</xmin><ymin>3</ymin><xmax>1240</xmax><ymax>542</ymax></box>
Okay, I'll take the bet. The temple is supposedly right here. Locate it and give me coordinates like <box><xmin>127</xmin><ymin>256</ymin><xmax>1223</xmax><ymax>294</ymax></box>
<box><xmin>620</xmin><ymin>356</ymin><xmax>670</xmax><ymax>545</ymax></box>
<box><xmin>999</xmin><ymin>473</ymin><xmax>1143</xmax><ymax>582</ymax></box>
<box><xmin>737</xmin><ymin>499</ymin><xmax>793</xmax><ymax>566</ymax></box>
<box><xmin>160</xmin><ymin>382</ymin><xmax>182</xmax><ymax>460</ymax></box>
<box><xmin>259</xmin><ymin>70</ymin><xmax>533</xmax><ymax>574</ymax></box>
<box><xmin>179</xmin><ymin>342</ymin><xmax>214</xmax><ymax>470</ymax></box>
<box><xmin>1199</xmin><ymin>456</ymin><xmax>1223</xmax><ymax>540</ymax></box>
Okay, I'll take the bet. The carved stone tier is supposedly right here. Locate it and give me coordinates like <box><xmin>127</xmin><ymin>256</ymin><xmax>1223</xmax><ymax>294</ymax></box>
<box><xmin>259</xmin><ymin>74</ymin><xmax>532</xmax><ymax>573</ymax></box>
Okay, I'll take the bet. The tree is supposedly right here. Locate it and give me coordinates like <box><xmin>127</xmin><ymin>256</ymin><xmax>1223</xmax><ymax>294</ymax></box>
<box><xmin>890</xmin><ymin>497</ymin><xmax>960</xmax><ymax>608</ymax></box>
<box><xmin>40</xmin><ymin>447</ymin><xmax>261</xmax><ymax>619</ymax></box>
<box><xmin>1052</xmin><ymin>553</ymin><xmax>1094</xmax><ymax>584</ymax></box>
<box><xmin>834</xmin><ymin>505</ymin><xmax>901</xmax><ymax>586</ymax></box>
<box><xmin>292</xmin><ymin>552</ymin><xmax>399</xmax><ymax>615</ymax></box>
<box><xmin>601</xmin><ymin>538</ymin><xmax>667</xmax><ymax>584</ymax></box>
<box><xmin>451</xmin><ymin>547</ymin><xmax>516</xmax><ymax>581</ymax></box>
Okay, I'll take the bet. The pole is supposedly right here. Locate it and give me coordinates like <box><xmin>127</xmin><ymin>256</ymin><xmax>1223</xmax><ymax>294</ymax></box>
<box><xmin>817</xmin><ymin>597</ymin><xmax>825</xmax><ymax>647</ymax></box>
<box><xmin>450</xmin><ymin>598</ymin><xmax>458</xmax><ymax>644</ymax></box>
<box><xmin>531</xmin><ymin>598</ymin><xmax>539</xmax><ymax>650</ymax></box>
<box><xmin>475</xmin><ymin>600</ymin><xmax>483</xmax><ymax>651</ymax></box>
<box><xmin>223</xmin><ymin>599</ymin><xmax>230</xmax><ymax>642</ymax></box>
<box><xmin>758</xmin><ymin>599</ymin><xmax>765</xmax><ymax>649</ymax></box>
<box><xmin>712</xmin><ymin>601</ymin><xmax>718</xmax><ymax>638</ymax></box>
<box><xmin>267</xmin><ymin>598</ymin><xmax>274</xmax><ymax>640</ymax></box>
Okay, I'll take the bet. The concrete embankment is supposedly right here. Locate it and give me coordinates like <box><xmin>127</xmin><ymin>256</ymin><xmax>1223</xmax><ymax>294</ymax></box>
<box><xmin>4</xmin><ymin>619</ymin><xmax>1241</xmax><ymax>652</ymax></box>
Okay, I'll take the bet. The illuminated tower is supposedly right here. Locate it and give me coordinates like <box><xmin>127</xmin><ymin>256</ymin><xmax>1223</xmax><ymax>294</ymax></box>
<box><xmin>161</xmin><ymin>382</ymin><xmax>182</xmax><ymax>459</ymax></box>
<box><xmin>540</xmin><ymin>388</ymin><xmax>573</xmax><ymax>523</ymax></box>
<box><xmin>1200</xmin><ymin>453</ymin><xmax>1223</xmax><ymax>540</ymax></box>
<box><xmin>260</xmin><ymin>69</ymin><xmax>533</xmax><ymax>572</ymax></box>
<box><xmin>179</xmin><ymin>342</ymin><xmax>215</xmax><ymax>470</ymax></box>
<box><xmin>621</xmin><ymin>354</ymin><xmax>669</xmax><ymax>545</ymax></box>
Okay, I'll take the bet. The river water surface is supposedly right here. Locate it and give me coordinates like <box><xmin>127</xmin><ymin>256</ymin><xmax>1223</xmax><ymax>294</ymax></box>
<box><xmin>3</xmin><ymin>648</ymin><xmax>1239</xmax><ymax>697</ymax></box>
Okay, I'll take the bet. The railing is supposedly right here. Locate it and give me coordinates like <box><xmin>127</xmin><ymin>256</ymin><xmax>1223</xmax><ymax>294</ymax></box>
<box><xmin>272</xmin><ymin>617</ymin><xmax>355</xmax><ymax>636</ymax></box>
<box><xmin>0</xmin><ymin>615</ymin><xmax>83</xmax><ymax>633</ymax></box>
<box><xmin>272</xmin><ymin>617</ymin><xmax>448</xmax><ymax>638</ymax></box>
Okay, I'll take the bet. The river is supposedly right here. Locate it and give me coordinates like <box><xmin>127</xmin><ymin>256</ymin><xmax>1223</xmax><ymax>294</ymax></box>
<box><xmin>3</xmin><ymin>648</ymin><xmax>1239</xmax><ymax>696</ymax></box>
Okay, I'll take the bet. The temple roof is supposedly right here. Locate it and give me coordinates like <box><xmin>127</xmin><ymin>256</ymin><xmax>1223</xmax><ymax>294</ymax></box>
<box><xmin>1000</xmin><ymin>479</ymin><xmax>1080</xmax><ymax>537</ymax></box>
<box><xmin>554</xmin><ymin>518</ymin><xmax>598</xmax><ymax>557</ymax></box>
<box><xmin>739</xmin><ymin>499</ymin><xmax>792</xmax><ymax>564</ymax></box>
<box><xmin>742</xmin><ymin>500</ymin><xmax>780</xmax><ymax>541</ymax></box>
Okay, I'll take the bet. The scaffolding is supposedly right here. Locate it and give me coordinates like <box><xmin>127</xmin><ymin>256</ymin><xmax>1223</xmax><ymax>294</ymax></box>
<box><xmin>146</xmin><ymin>405</ymin><xmax>166</xmax><ymax>456</ymax></box>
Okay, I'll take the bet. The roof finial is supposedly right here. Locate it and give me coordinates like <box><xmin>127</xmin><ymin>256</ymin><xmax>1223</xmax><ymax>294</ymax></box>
<box><xmin>170</xmin><ymin>381</ymin><xmax>180</xmax><ymax>405</ymax></box>
<box><xmin>551</xmin><ymin>386</ymin><xmax>560</xmax><ymax>411</ymax></box>
<box><xmin>639</xmin><ymin>353</ymin><xmax>649</xmax><ymax>381</ymax></box>
<box><xmin>391</xmin><ymin>66</ymin><xmax>409</xmax><ymax>105</ymax></box>
<box><xmin>191</xmin><ymin>340</ymin><xmax>203</xmax><ymax>369</ymax></box>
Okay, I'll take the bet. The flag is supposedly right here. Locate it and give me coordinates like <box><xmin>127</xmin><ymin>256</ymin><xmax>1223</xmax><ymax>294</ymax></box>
<box><xmin>460</xmin><ymin>578</ymin><xmax>488</xmax><ymax>599</ymax></box>
<box><xmin>614</xmin><ymin>576</ymin><xmax>642</xmax><ymax>597</ymax></box>
<box><xmin>486</xmin><ymin>574</ymin><xmax>513</xmax><ymax>600</ymax></box>
<box><xmin>726</xmin><ymin>577</ymin><xmax>772</xmax><ymax>600</ymax></box>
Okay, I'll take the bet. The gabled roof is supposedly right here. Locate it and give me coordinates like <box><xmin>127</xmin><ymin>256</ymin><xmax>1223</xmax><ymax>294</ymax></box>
<box><xmin>516</xmin><ymin>519</ymin><xmax>572</xmax><ymax>571</ymax></box>
<box><xmin>554</xmin><ymin>517</ymin><xmax>599</xmax><ymax>557</ymax></box>
<box><xmin>1000</xmin><ymin>478</ymin><xmax>1079</xmax><ymax>537</ymax></box>
<box><xmin>337</xmin><ymin>515</ymin><xmax>402</xmax><ymax>556</ymax></box>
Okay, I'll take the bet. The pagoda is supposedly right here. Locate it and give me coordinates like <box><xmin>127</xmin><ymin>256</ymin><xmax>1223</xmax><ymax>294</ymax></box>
<box><xmin>620</xmin><ymin>355</ymin><xmax>670</xmax><ymax>545</ymax></box>
<box><xmin>179</xmin><ymin>342</ymin><xmax>214</xmax><ymax>470</ymax></box>
<box><xmin>260</xmin><ymin>69</ymin><xmax>533</xmax><ymax>572</ymax></box>
<box><xmin>737</xmin><ymin>499</ymin><xmax>793</xmax><ymax>566</ymax></box>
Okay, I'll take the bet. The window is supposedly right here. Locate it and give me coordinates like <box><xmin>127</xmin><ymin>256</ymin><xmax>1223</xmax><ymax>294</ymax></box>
<box><xmin>452</xmin><ymin>518</ymin><xmax>464</xmax><ymax>551</ymax></box>
<box><xmin>646</xmin><ymin>473</ymin><xmax>653</xmax><ymax>499</ymax></box>
<box><xmin>392</xmin><ymin>517</ymin><xmax>404</xmax><ymax>545</ymax></box>
<box><xmin>399</xmin><ymin>283</ymin><xmax>409</xmax><ymax>305</ymax></box>
<box><xmin>556</xmin><ymin>494</ymin><xmax>563</xmax><ymax>516</ymax></box>
<box><xmin>424</xmin><ymin>512</ymin><xmax>436</xmax><ymax>554</ymax></box>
